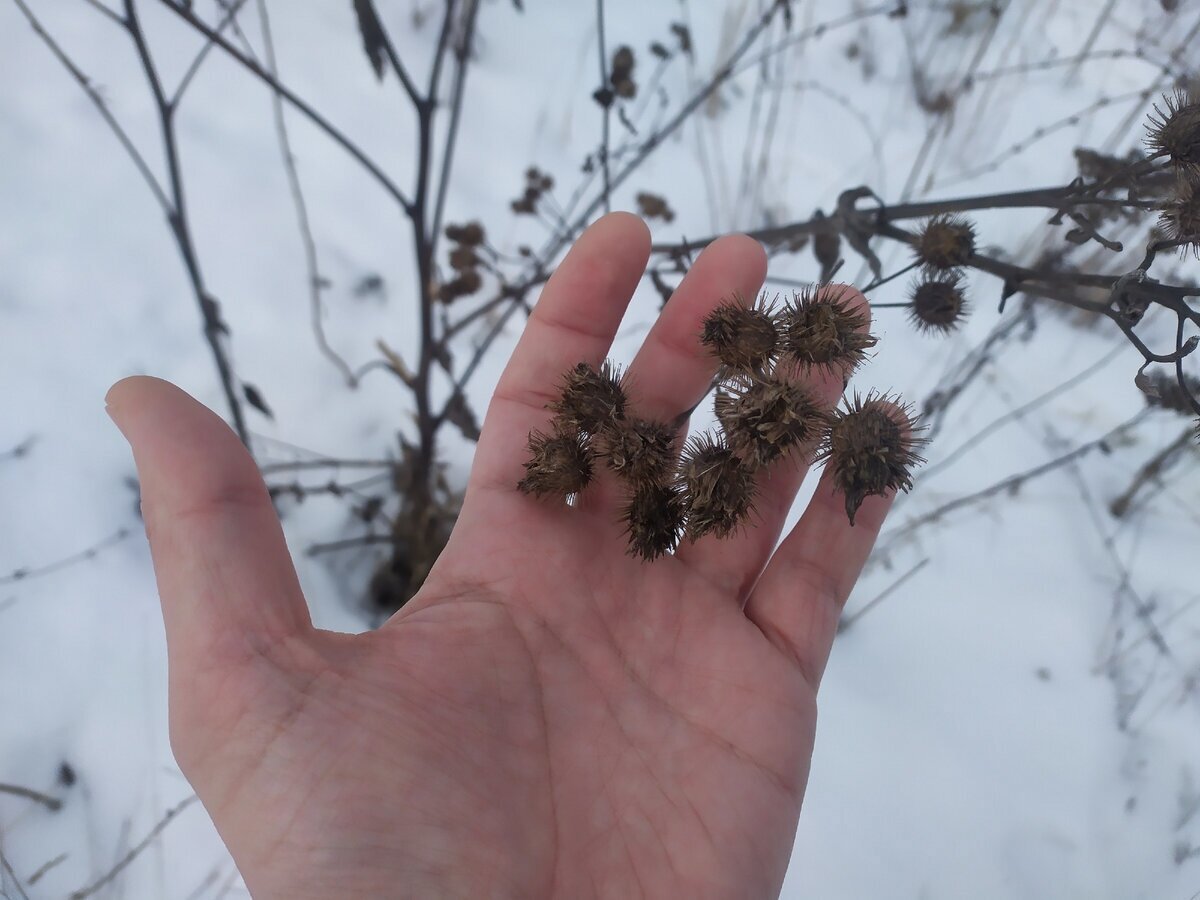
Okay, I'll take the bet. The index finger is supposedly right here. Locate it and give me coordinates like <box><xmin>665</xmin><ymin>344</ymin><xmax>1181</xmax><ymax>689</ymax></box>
<box><xmin>466</xmin><ymin>212</ymin><xmax>651</xmax><ymax>496</ymax></box>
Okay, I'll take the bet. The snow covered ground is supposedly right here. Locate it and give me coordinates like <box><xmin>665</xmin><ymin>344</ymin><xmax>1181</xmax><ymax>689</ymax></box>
<box><xmin>2</xmin><ymin>0</ymin><xmax>1199</xmax><ymax>897</ymax></box>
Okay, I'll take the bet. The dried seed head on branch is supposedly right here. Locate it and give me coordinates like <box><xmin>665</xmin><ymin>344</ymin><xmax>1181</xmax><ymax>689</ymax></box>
<box><xmin>1160</xmin><ymin>177</ymin><xmax>1200</xmax><ymax>257</ymax></box>
<box><xmin>821</xmin><ymin>393</ymin><xmax>926</xmax><ymax>525</ymax></box>
<box><xmin>908</xmin><ymin>271</ymin><xmax>970</xmax><ymax>334</ymax></box>
<box><xmin>445</xmin><ymin>221</ymin><xmax>485</xmax><ymax>246</ymax></box>
<box><xmin>779</xmin><ymin>285</ymin><xmax>877</xmax><ymax>372</ymax></box>
<box><xmin>914</xmin><ymin>213</ymin><xmax>977</xmax><ymax>270</ymax></box>
<box><xmin>1145</xmin><ymin>89</ymin><xmax>1200</xmax><ymax>178</ymax></box>
<box><xmin>716</xmin><ymin>373</ymin><xmax>829</xmax><ymax>468</ymax></box>
<box><xmin>679</xmin><ymin>432</ymin><xmax>757</xmax><ymax>540</ymax></box>
<box><xmin>700</xmin><ymin>294</ymin><xmax>779</xmax><ymax>374</ymax></box>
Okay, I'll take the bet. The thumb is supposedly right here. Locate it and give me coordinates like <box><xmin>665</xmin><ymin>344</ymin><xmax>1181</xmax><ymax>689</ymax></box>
<box><xmin>107</xmin><ymin>376</ymin><xmax>312</xmax><ymax>673</ymax></box>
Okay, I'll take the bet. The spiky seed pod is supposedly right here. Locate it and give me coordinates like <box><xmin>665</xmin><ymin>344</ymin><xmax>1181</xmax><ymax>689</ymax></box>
<box><xmin>550</xmin><ymin>361</ymin><xmax>628</xmax><ymax>434</ymax></box>
<box><xmin>595</xmin><ymin>417</ymin><xmax>676</xmax><ymax>484</ymax></box>
<box><xmin>622</xmin><ymin>481</ymin><xmax>685</xmax><ymax>561</ymax></box>
<box><xmin>914</xmin><ymin>214</ymin><xmax>977</xmax><ymax>270</ymax></box>
<box><xmin>517</xmin><ymin>429</ymin><xmax>594</xmax><ymax>498</ymax></box>
<box><xmin>908</xmin><ymin>272</ymin><xmax>969</xmax><ymax>334</ymax></box>
<box><xmin>700</xmin><ymin>295</ymin><xmax>779</xmax><ymax>373</ymax></box>
<box><xmin>821</xmin><ymin>393</ymin><xmax>926</xmax><ymax>526</ymax></box>
<box><xmin>1143</xmin><ymin>369</ymin><xmax>1200</xmax><ymax>416</ymax></box>
<box><xmin>1160</xmin><ymin>178</ymin><xmax>1200</xmax><ymax>257</ymax></box>
<box><xmin>679</xmin><ymin>433</ymin><xmax>757</xmax><ymax>540</ymax></box>
<box><xmin>1146</xmin><ymin>90</ymin><xmax>1200</xmax><ymax>177</ymax></box>
<box><xmin>715</xmin><ymin>375</ymin><xmax>829</xmax><ymax>469</ymax></box>
<box><xmin>779</xmin><ymin>286</ymin><xmax>877</xmax><ymax>372</ymax></box>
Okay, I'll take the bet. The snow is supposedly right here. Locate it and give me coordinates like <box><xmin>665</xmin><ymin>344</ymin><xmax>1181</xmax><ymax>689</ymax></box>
<box><xmin>2</xmin><ymin>0</ymin><xmax>1199</xmax><ymax>897</ymax></box>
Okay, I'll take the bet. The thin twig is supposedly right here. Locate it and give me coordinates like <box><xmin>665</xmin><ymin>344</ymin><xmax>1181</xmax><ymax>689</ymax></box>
<box><xmin>155</xmin><ymin>0</ymin><xmax>413</xmax><ymax>212</ymax></box>
<box><xmin>0</xmin><ymin>847</ymin><xmax>31</xmax><ymax>900</ymax></box>
<box><xmin>305</xmin><ymin>534</ymin><xmax>393</xmax><ymax>556</ymax></box>
<box><xmin>596</xmin><ymin>0</ymin><xmax>612</xmax><ymax>214</ymax></box>
<box><xmin>124</xmin><ymin>0</ymin><xmax>250</xmax><ymax>446</ymax></box>
<box><xmin>0</xmin><ymin>529</ymin><xmax>132</xmax><ymax>586</ymax></box>
<box><xmin>838</xmin><ymin>557</ymin><xmax>931</xmax><ymax>633</ymax></box>
<box><xmin>0</xmin><ymin>783</ymin><xmax>62</xmax><ymax>812</ymax></box>
<box><xmin>255</xmin><ymin>0</ymin><xmax>356</xmax><ymax>385</ymax></box>
<box><xmin>258</xmin><ymin>458</ymin><xmax>394</xmax><ymax>476</ymax></box>
<box><xmin>1109</xmin><ymin>424</ymin><xmax>1196</xmax><ymax>518</ymax></box>
<box><xmin>69</xmin><ymin>795</ymin><xmax>198</xmax><ymax>900</ymax></box>
<box><xmin>171</xmin><ymin>0</ymin><xmax>251</xmax><ymax>106</ymax></box>
<box><xmin>430</xmin><ymin>0</ymin><xmax>482</xmax><ymax>280</ymax></box>
<box><xmin>882</xmin><ymin>410</ymin><xmax>1150</xmax><ymax>547</ymax></box>
<box><xmin>919</xmin><ymin>340</ymin><xmax>1126</xmax><ymax>483</ymax></box>
<box><xmin>26</xmin><ymin>852</ymin><xmax>69</xmax><ymax>886</ymax></box>
<box><xmin>12</xmin><ymin>0</ymin><xmax>171</xmax><ymax>213</ymax></box>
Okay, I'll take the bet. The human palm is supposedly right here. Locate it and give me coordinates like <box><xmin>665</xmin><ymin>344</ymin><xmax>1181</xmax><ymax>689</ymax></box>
<box><xmin>107</xmin><ymin>214</ymin><xmax>895</xmax><ymax>899</ymax></box>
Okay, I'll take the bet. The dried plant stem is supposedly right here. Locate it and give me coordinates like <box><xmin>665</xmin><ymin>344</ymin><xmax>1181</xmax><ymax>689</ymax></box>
<box><xmin>255</xmin><ymin>0</ymin><xmax>356</xmax><ymax>386</ymax></box>
<box><xmin>124</xmin><ymin>0</ymin><xmax>251</xmax><ymax>446</ymax></box>
<box><xmin>0</xmin><ymin>529</ymin><xmax>132</xmax><ymax>586</ymax></box>
<box><xmin>1109</xmin><ymin>424</ymin><xmax>1196</xmax><ymax>518</ymax></box>
<box><xmin>155</xmin><ymin>0</ymin><xmax>413</xmax><ymax>212</ymax></box>
<box><xmin>595</xmin><ymin>0</ymin><xmax>612</xmax><ymax>214</ymax></box>
<box><xmin>881</xmin><ymin>410</ymin><xmax>1150</xmax><ymax>548</ymax></box>
<box><xmin>68</xmin><ymin>795</ymin><xmax>198</xmax><ymax>900</ymax></box>
<box><xmin>0</xmin><ymin>847</ymin><xmax>31</xmax><ymax>900</ymax></box>
<box><xmin>0</xmin><ymin>782</ymin><xmax>61</xmax><ymax>812</ymax></box>
<box><xmin>838</xmin><ymin>557</ymin><xmax>931</xmax><ymax>633</ymax></box>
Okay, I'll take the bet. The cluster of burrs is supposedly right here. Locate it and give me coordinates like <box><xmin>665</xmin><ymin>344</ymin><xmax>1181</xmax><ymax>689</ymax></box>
<box><xmin>518</xmin><ymin>286</ymin><xmax>926</xmax><ymax>561</ymax></box>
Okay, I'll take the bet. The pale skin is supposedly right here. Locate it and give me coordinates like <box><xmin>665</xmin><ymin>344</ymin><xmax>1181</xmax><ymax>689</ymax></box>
<box><xmin>106</xmin><ymin>213</ymin><xmax>896</xmax><ymax>899</ymax></box>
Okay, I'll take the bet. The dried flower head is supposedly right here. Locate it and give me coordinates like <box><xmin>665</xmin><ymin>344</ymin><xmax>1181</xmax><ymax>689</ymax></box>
<box><xmin>1146</xmin><ymin>90</ymin><xmax>1200</xmax><ymax>177</ymax></box>
<box><xmin>716</xmin><ymin>374</ymin><xmax>829</xmax><ymax>468</ymax></box>
<box><xmin>449</xmin><ymin>245</ymin><xmax>480</xmax><ymax>271</ymax></box>
<box><xmin>914</xmin><ymin>214</ymin><xmax>976</xmax><ymax>270</ymax></box>
<box><xmin>679</xmin><ymin>433</ymin><xmax>757</xmax><ymax>540</ymax></box>
<box><xmin>821</xmin><ymin>393</ymin><xmax>926</xmax><ymax>525</ymax></box>
<box><xmin>1160</xmin><ymin>178</ymin><xmax>1200</xmax><ymax>257</ymax></box>
<box><xmin>700</xmin><ymin>295</ymin><xmax>779</xmax><ymax>373</ymax></box>
<box><xmin>550</xmin><ymin>361</ymin><xmax>628</xmax><ymax>433</ymax></box>
<box><xmin>595</xmin><ymin>417</ymin><xmax>676</xmax><ymax>484</ymax></box>
<box><xmin>779</xmin><ymin>286</ymin><xmax>876</xmax><ymax>372</ymax></box>
<box><xmin>908</xmin><ymin>272</ymin><xmax>969</xmax><ymax>334</ymax></box>
<box><xmin>517</xmin><ymin>429</ymin><xmax>594</xmax><ymax>498</ymax></box>
<box><xmin>622</xmin><ymin>480</ymin><xmax>685</xmax><ymax>561</ymax></box>
<box><xmin>1142</xmin><ymin>369</ymin><xmax>1200</xmax><ymax>416</ymax></box>
<box><xmin>610</xmin><ymin>45</ymin><xmax>637</xmax><ymax>99</ymax></box>
<box><xmin>445</xmin><ymin>221</ymin><xmax>485</xmax><ymax>246</ymax></box>
<box><xmin>437</xmin><ymin>269</ymin><xmax>483</xmax><ymax>303</ymax></box>
<box><xmin>636</xmin><ymin>191</ymin><xmax>676</xmax><ymax>223</ymax></box>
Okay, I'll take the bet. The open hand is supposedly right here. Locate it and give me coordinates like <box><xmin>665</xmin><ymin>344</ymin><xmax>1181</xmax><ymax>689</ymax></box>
<box><xmin>107</xmin><ymin>213</ymin><xmax>895</xmax><ymax>899</ymax></box>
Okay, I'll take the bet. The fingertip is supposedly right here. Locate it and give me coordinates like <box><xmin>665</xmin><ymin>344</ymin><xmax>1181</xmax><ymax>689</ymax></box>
<box><xmin>105</xmin><ymin>376</ymin><xmax>185</xmax><ymax>432</ymax></box>
<box><xmin>719</xmin><ymin>232</ymin><xmax>769</xmax><ymax>277</ymax></box>
<box><xmin>597</xmin><ymin>210</ymin><xmax>652</xmax><ymax>249</ymax></box>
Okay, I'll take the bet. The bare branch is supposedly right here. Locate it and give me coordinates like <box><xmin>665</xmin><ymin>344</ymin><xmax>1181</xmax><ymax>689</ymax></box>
<box><xmin>12</xmin><ymin>0</ymin><xmax>171</xmax><ymax>213</ymax></box>
<box><xmin>255</xmin><ymin>0</ymin><xmax>357</xmax><ymax>385</ymax></box>
<box><xmin>155</xmin><ymin>0</ymin><xmax>413</xmax><ymax>213</ymax></box>
<box><xmin>69</xmin><ymin>795</ymin><xmax>198</xmax><ymax>900</ymax></box>
<box><xmin>0</xmin><ymin>782</ymin><xmax>62</xmax><ymax>812</ymax></box>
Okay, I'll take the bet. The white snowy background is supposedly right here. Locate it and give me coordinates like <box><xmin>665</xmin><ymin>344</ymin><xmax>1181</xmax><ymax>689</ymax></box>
<box><xmin>2</xmin><ymin>0</ymin><xmax>1200</xmax><ymax>897</ymax></box>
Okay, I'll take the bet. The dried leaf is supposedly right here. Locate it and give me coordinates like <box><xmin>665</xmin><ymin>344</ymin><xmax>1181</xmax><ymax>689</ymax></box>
<box><xmin>445</xmin><ymin>393</ymin><xmax>481</xmax><ymax>442</ymax></box>
<box><xmin>352</xmin><ymin>0</ymin><xmax>388</xmax><ymax>81</ymax></box>
<box><xmin>242</xmin><ymin>383</ymin><xmax>274</xmax><ymax>420</ymax></box>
